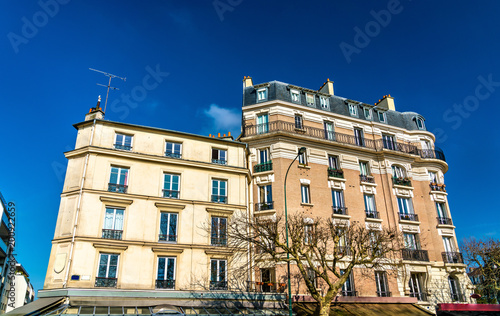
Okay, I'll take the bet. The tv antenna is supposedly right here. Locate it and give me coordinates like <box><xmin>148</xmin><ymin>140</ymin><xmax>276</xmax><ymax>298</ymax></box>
<box><xmin>89</xmin><ymin>68</ymin><xmax>126</xmax><ymax>113</ymax></box>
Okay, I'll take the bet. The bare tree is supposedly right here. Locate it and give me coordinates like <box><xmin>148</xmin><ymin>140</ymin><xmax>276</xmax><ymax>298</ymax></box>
<box><xmin>224</xmin><ymin>211</ymin><xmax>402</xmax><ymax>316</ymax></box>
<box><xmin>461</xmin><ymin>238</ymin><xmax>500</xmax><ymax>303</ymax></box>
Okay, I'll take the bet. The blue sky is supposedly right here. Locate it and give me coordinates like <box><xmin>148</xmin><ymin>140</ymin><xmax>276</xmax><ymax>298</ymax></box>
<box><xmin>1</xmin><ymin>0</ymin><xmax>499</xmax><ymax>295</ymax></box>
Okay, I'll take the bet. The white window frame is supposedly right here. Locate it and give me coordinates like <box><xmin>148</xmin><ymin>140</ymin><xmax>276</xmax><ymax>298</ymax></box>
<box><xmin>392</xmin><ymin>165</ymin><xmax>406</xmax><ymax>178</ymax></box>
<box><xmin>257</xmin><ymin>88</ymin><xmax>268</xmax><ymax>102</ymax></box>
<box><xmin>165</xmin><ymin>142</ymin><xmax>182</xmax><ymax>158</ymax></box>
<box><xmin>157</xmin><ymin>256</ymin><xmax>176</xmax><ymax>281</ymax></box>
<box><xmin>163</xmin><ymin>173</ymin><xmax>180</xmax><ymax>199</ymax></box>
<box><xmin>210</xmin><ymin>259</ymin><xmax>227</xmax><ymax>283</ymax></box>
<box><xmin>290</xmin><ymin>89</ymin><xmax>300</xmax><ymax>103</ymax></box>
<box><xmin>348</xmin><ymin>104</ymin><xmax>358</xmax><ymax>116</ymax></box>
<box><xmin>103</xmin><ymin>207</ymin><xmax>124</xmax><ymax>231</ymax></box>
<box><xmin>211</xmin><ymin>148</ymin><xmax>227</xmax><ymax>165</ymax></box>
<box><xmin>398</xmin><ymin>197</ymin><xmax>414</xmax><ymax>215</ymax></box>
<box><xmin>109</xmin><ymin>166</ymin><xmax>129</xmax><ymax>186</ymax></box>
<box><xmin>294</xmin><ymin>114</ymin><xmax>303</xmax><ymax>129</ymax></box>
<box><xmin>359</xmin><ymin>161</ymin><xmax>370</xmax><ymax>176</ymax></box>
<box><xmin>258</xmin><ymin>148</ymin><xmax>270</xmax><ymax>164</ymax></box>
<box><xmin>378</xmin><ymin>111</ymin><xmax>386</xmax><ymax>123</ymax></box>
<box><xmin>301</xmin><ymin>185</ymin><xmax>310</xmax><ymax>204</ymax></box>
<box><xmin>364</xmin><ymin>108</ymin><xmax>372</xmax><ymax>119</ymax></box>
<box><xmin>159</xmin><ymin>212</ymin><xmax>178</xmax><ymax>242</ymax></box>
<box><xmin>115</xmin><ymin>133</ymin><xmax>133</xmax><ymax>150</ymax></box>
<box><xmin>375</xmin><ymin>271</ymin><xmax>389</xmax><ymax>295</ymax></box>
<box><xmin>416</xmin><ymin>117</ymin><xmax>425</xmax><ymax>129</ymax></box>
<box><xmin>364</xmin><ymin>194</ymin><xmax>376</xmax><ymax>212</ymax></box>
<box><xmin>298</xmin><ymin>151</ymin><xmax>307</xmax><ymax>165</ymax></box>
<box><xmin>257</xmin><ymin>113</ymin><xmax>269</xmax><ymax>134</ymax></box>
<box><xmin>328</xmin><ymin>155</ymin><xmax>340</xmax><ymax>170</ymax></box>
<box><xmin>429</xmin><ymin>171</ymin><xmax>438</xmax><ymax>184</ymax></box>
<box><xmin>97</xmin><ymin>253</ymin><xmax>119</xmax><ymax>279</ymax></box>
<box><xmin>306</xmin><ymin>93</ymin><xmax>315</xmax><ymax>106</ymax></box>
<box><xmin>320</xmin><ymin>96</ymin><xmax>329</xmax><ymax>109</ymax></box>
<box><xmin>212</xmin><ymin>179</ymin><xmax>227</xmax><ymax>203</ymax></box>
<box><xmin>404</xmin><ymin>233</ymin><xmax>419</xmax><ymax>250</ymax></box>
<box><xmin>324</xmin><ymin>121</ymin><xmax>334</xmax><ymax>140</ymax></box>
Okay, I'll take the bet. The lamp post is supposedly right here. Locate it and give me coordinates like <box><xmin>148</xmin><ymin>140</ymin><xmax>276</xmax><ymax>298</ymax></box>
<box><xmin>284</xmin><ymin>146</ymin><xmax>306</xmax><ymax>316</ymax></box>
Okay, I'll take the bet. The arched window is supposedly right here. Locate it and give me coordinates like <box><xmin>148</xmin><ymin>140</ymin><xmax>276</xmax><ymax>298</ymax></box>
<box><xmin>414</xmin><ymin>117</ymin><xmax>425</xmax><ymax>130</ymax></box>
<box><xmin>392</xmin><ymin>165</ymin><xmax>406</xmax><ymax>178</ymax></box>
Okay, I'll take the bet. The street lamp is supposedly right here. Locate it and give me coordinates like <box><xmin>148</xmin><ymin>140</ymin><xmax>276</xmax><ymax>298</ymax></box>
<box><xmin>284</xmin><ymin>146</ymin><xmax>306</xmax><ymax>316</ymax></box>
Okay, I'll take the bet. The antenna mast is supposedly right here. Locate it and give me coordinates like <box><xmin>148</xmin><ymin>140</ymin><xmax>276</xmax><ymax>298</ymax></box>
<box><xmin>89</xmin><ymin>68</ymin><xmax>126</xmax><ymax>113</ymax></box>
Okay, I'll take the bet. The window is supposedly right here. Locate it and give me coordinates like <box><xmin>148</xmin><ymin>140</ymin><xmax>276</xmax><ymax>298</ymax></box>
<box><xmin>257</xmin><ymin>184</ymin><xmax>273</xmax><ymax>210</ymax></box>
<box><xmin>211</xmin><ymin>217</ymin><xmax>227</xmax><ymax>246</ymax></box>
<box><xmin>159</xmin><ymin>212</ymin><xmax>177</xmax><ymax>242</ymax></box>
<box><xmin>443</xmin><ymin>236</ymin><xmax>455</xmax><ymax>253</ymax></box>
<box><xmin>301</xmin><ymin>185</ymin><xmax>310</xmax><ymax>204</ymax></box>
<box><xmin>398</xmin><ymin>197</ymin><xmax>414</xmax><ymax>217</ymax></box>
<box><xmin>294</xmin><ymin>114</ymin><xmax>303</xmax><ymax>129</ymax></box>
<box><xmin>211</xmin><ymin>179</ymin><xmax>227</xmax><ymax>203</ymax></box>
<box><xmin>364</xmin><ymin>195</ymin><xmax>377</xmax><ymax>218</ymax></box>
<box><xmin>156</xmin><ymin>257</ymin><xmax>176</xmax><ymax>289</ymax></box>
<box><xmin>332</xmin><ymin>190</ymin><xmax>346</xmax><ymax>215</ymax></box>
<box><xmin>429</xmin><ymin>171</ymin><xmax>438</xmax><ymax>183</ymax></box>
<box><xmin>165</xmin><ymin>142</ymin><xmax>182</xmax><ymax>159</ymax></box>
<box><xmin>96</xmin><ymin>253</ymin><xmax>119</xmax><ymax>287</ymax></box>
<box><xmin>257</xmin><ymin>113</ymin><xmax>269</xmax><ymax>134</ymax></box>
<box><xmin>304</xmin><ymin>224</ymin><xmax>313</xmax><ymax>245</ymax></box>
<box><xmin>348</xmin><ymin>104</ymin><xmax>357</xmax><ymax>116</ymax></box>
<box><xmin>354</xmin><ymin>128</ymin><xmax>364</xmax><ymax>146</ymax></box>
<box><xmin>392</xmin><ymin>165</ymin><xmax>406</xmax><ymax>178</ymax></box>
<box><xmin>382</xmin><ymin>134</ymin><xmax>396</xmax><ymax>150</ymax></box>
<box><xmin>449</xmin><ymin>276</ymin><xmax>462</xmax><ymax>302</ymax></box>
<box><xmin>307</xmin><ymin>268</ymin><xmax>317</xmax><ymax>287</ymax></box>
<box><xmin>409</xmin><ymin>273</ymin><xmax>426</xmax><ymax>301</ymax></box>
<box><xmin>291</xmin><ymin>89</ymin><xmax>300</xmax><ymax>103</ymax></box>
<box><xmin>324</xmin><ymin>121</ymin><xmax>334</xmax><ymax>140</ymax></box>
<box><xmin>257</xmin><ymin>88</ymin><xmax>268</xmax><ymax>102</ymax></box>
<box><xmin>359</xmin><ymin>161</ymin><xmax>370</xmax><ymax>176</ymax></box>
<box><xmin>298</xmin><ymin>151</ymin><xmax>307</xmax><ymax>165</ymax></box>
<box><xmin>378</xmin><ymin>111</ymin><xmax>386</xmax><ymax>123</ymax></box>
<box><xmin>109</xmin><ymin>166</ymin><xmax>129</xmax><ymax>193</ymax></box>
<box><xmin>212</xmin><ymin>148</ymin><xmax>227</xmax><ymax>165</ymax></box>
<box><xmin>259</xmin><ymin>148</ymin><xmax>270</xmax><ymax>164</ymax></box>
<box><xmin>416</xmin><ymin>117</ymin><xmax>425</xmax><ymax>129</ymax></box>
<box><xmin>436</xmin><ymin>202</ymin><xmax>447</xmax><ymax>220</ymax></box>
<box><xmin>114</xmin><ymin>134</ymin><xmax>132</xmax><ymax>150</ymax></box>
<box><xmin>102</xmin><ymin>208</ymin><xmax>124</xmax><ymax>240</ymax></box>
<box><xmin>163</xmin><ymin>174</ymin><xmax>180</xmax><ymax>198</ymax></box>
<box><xmin>306</xmin><ymin>93</ymin><xmax>315</xmax><ymax>106</ymax></box>
<box><xmin>260</xmin><ymin>268</ymin><xmax>274</xmax><ymax>292</ymax></box>
<box><xmin>320</xmin><ymin>96</ymin><xmax>329</xmax><ymax>109</ymax></box>
<box><xmin>210</xmin><ymin>259</ymin><xmax>227</xmax><ymax>290</ymax></box>
<box><xmin>404</xmin><ymin>233</ymin><xmax>420</xmax><ymax>250</ymax></box>
<box><xmin>375</xmin><ymin>271</ymin><xmax>390</xmax><ymax>297</ymax></box>
<box><xmin>364</xmin><ymin>108</ymin><xmax>372</xmax><ymax>119</ymax></box>
<box><xmin>341</xmin><ymin>270</ymin><xmax>356</xmax><ymax>296</ymax></box>
<box><xmin>328</xmin><ymin>155</ymin><xmax>340</xmax><ymax>170</ymax></box>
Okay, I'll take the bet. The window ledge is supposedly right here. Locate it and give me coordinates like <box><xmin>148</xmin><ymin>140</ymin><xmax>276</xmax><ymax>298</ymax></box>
<box><xmin>298</xmin><ymin>164</ymin><xmax>310</xmax><ymax>169</ymax></box>
<box><xmin>301</xmin><ymin>203</ymin><xmax>314</xmax><ymax>207</ymax></box>
<box><xmin>436</xmin><ymin>224</ymin><xmax>455</xmax><ymax>229</ymax></box>
<box><xmin>393</xmin><ymin>184</ymin><xmax>414</xmax><ymax>190</ymax></box>
<box><xmin>365</xmin><ymin>217</ymin><xmax>383</xmax><ymax>223</ymax></box>
<box><xmin>332</xmin><ymin>214</ymin><xmax>351</xmax><ymax>220</ymax></box>
<box><xmin>253</xmin><ymin>169</ymin><xmax>274</xmax><ymax>175</ymax></box>
<box><xmin>328</xmin><ymin>177</ymin><xmax>346</xmax><ymax>182</ymax></box>
<box><xmin>399</xmin><ymin>219</ymin><xmax>421</xmax><ymax>225</ymax></box>
<box><xmin>360</xmin><ymin>181</ymin><xmax>377</xmax><ymax>187</ymax></box>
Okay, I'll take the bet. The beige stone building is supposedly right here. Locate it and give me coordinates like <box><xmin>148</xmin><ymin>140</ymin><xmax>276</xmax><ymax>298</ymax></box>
<box><xmin>240</xmin><ymin>77</ymin><xmax>472</xmax><ymax>310</ymax></box>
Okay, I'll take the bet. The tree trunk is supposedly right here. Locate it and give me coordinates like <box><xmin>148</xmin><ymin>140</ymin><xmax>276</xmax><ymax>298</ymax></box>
<box><xmin>312</xmin><ymin>298</ymin><xmax>332</xmax><ymax>316</ymax></box>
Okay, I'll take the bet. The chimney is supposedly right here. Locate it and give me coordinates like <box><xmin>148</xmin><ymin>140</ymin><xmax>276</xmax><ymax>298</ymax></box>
<box><xmin>85</xmin><ymin>95</ymin><xmax>105</xmax><ymax>121</ymax></box>
<box><xmin>319</xmin><ymin>78</ymin><xmax>334</xmax><ymax>95</ymax></box>
<box><xmin>375</xmin><ymin>95</ymin><xmax>395</xmax><ymax>111</ymax></box>
<box><xmin>243</xmin><ymin>76</ymin><xmax>253</xmax><ymax>89</ymax></box>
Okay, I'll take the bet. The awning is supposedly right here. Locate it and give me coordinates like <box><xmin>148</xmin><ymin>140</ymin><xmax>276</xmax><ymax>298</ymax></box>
<box><xmin>4</xmin><ymin>296</ymin><xmax>66</xmax><ymax>316</ymax></box>
<box><xmin>294</xmin><ymin>302</ymin><xmax>434</xmax><ymax>316</ymax></box>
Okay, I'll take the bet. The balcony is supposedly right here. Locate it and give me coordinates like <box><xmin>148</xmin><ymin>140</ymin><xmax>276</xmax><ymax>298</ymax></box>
<box><xmin>365</xmin><ymin>210</ymin><xmax>379</xmax><ymax>219</ymax></box>
<box><xmin>247</xmin><ymin>281</ymin><xmax>286</xmax><ymax>293</ymax></box>
<box><xmin>328</xmin><ymin>168</ymin><xmax>344</xmax><ymax>179</ymax></box>
<box><xmin>163</xmin><ymin>190</ymin><xmax>180</xmax><ymax>199</ymax></box>
<box><xmin>381</xmin><ymin>140</ymin><xmax>419</xmax><ymax>155</ymax></box>
<box><xmin>95</xmin><ymin>277</ymin><xmax>117</xmax><ymax>288</ymax></box>
<box><xmin>108</xmin><ymin>183</ymin><xmax>128</xmax><ymax>193</ymax></box>
<box><xmin>402</xmin><ymin>249</ymin><xmax>429</xmax><ymax>262</ymax></box>
<box><xmin>102</xmin><ymin>229</ymin><xmax>122</xmax><ymax>240</ymax></box>
<box><xmin>442</xmin><ymin>252</ymin><xmax>464</xmax><ymax>264</ymax></box>
<box><xmin>377</xmin><ymin>291</ymin><xmax>392</xmax><ymax>297</ymax></box>
<box><xmin>155</xmin><ymin>279</ymin><xmax>175</xmax><ymax>289</ymax></box>
<box><xmin>341</xmin><ymin>290</ymin><xmax>357</xmax><ymax>297</ymax></box>
<box><xmin>165</xmin><ymin>152</ymin><xmax>182</xmax><ymax>159</ymax></box>
<box><xmin>360</xmin><ymin>174</ymin><xmax>375</xmax><ymax>183</ymax></box>
<box><xmin>332</xmin><ymin>206</ymin><xmax>348</xmax><ymax>216</ymax></box>
<box><xmin>398</xmin><ymin>213</ymin><xmax>419</xmax><ymax>222</ymax></box>
<box><xmin>114</xmin><ymin>144</ymin><xmax>132</xmax><ymax>151</ymax></box>
<box><xmin>158</xmin><ymin>234</ymin><xmax>177</xmax><ymax>242</ymax></box>
<box><xmin>392</xmin><ymin>177</ymin><xmax>412</xmax><ymax>187</ymax></box>
<box><xmin>210</xmin><ymin>280</ymin><xmax>228</xmax><ymax>290</ymax></box>
<box><xmin>254</xmin><ymin>161</ymin><xmax>273</xmax><ymax>173</ymax></box>
<box><xmin>255</xmin><ymin>201</ymin><xmax>274</xmax><ymax>211</ymax></box>
<box><xmin>211</xmin><ymin>195</ymin><xmax>227</xmax><ymax>204</ymax></box>
<box><xmin>211</xmin><ymin>237</ymin><xmax>227</xmax><ymax>247</ymax></box>
<box><xmin>212</xmin><ymin>159</ymin><xmax>227</xmax><ymax>165</ymax></box>
<box><xmin>410</xmin><ymin>291</ymin><xmax>428</xmax><ymax>301</ymax></box>
<box><xmin>430</xmin><ymin>183</ymin><xmax>446</xmax><ymax>192</ymax></box>
<box><xmin>437</xmin><ymin>216</ymin><xmax>453</xmax><ymax>225</ymax></box>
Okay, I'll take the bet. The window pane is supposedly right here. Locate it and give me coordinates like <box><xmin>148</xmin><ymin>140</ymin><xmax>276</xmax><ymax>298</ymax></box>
<box><xmin>157</xmin><ymin>257</ymin><xmax>166</xmax><ymax>280</ymax></box>
<box><xmin>167</xmin><ymin>258</ymin><xmax>175</xmax><ymax>280</ymax></box>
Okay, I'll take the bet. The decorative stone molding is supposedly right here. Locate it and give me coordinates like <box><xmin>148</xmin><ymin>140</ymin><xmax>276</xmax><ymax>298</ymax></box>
<box><xmin>366</xmin><ymin>222</ymin><xmax>382</xmax><ymax>231</ymax></box>
<box><xmin>100</xmin><ymin>196</ymin><xmax>134</xmax><ymax>206</ymax></box>
<box><xmin>393</xmin><ymin>186</ymin><xmax>414</xmax><ymax>197</ymax></box>
<box><xmin>430</xmin><ymin>191</ymin><xmax>447</xmax><ymax>202</ymax></box>
<box><xmin>254</xmin><ymin>173</ymin><xmax>274</xmax><ymax>184</ymax></box>
<box><xmin>399</xmin><ymin>224</ymin><xmax>420</xmax><ymax>234</ymax></box>
<box><xmin>300</xmin><ymin>179</ymin><xmax>311</xmax><ymax>185</ymax></box>
<box><xmin>328</xmin><ymin>178</ymin><xmax>346</xmax><ymax>190</ymax></box>
<box><xmin>360</xmin><ymin>183</ymin><xmax>377</xmax><ymax>194</ymax></box>
<box><xmin>438</xmin><ymin>228</ymin><xmax>454</xmax><ymax>237</ymax></box>
<box><xmin>332</xmin><ymin>218</ymin><xmax>350</xmax><ymax>226</ymax></box>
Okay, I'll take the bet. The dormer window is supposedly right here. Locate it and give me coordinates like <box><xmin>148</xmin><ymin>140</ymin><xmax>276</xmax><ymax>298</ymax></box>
<box><xmin>364</xmin><ymin>108</ymin><xmax>372</xmax><ymax>119</ymax></box>
<box><xmin>320</xmin><ymin>96</ymin><xmax>329</xmax><ymax>109</ymax></box>
<box><xmin>348</xmin><ymin>104</ymin><xmax>357</xmax><ymax>116</ymax></box>
<box><xmin>306</xmin><ymin>94</ymin><xmax>315</xmax><ymax>106</ymax></box>
<box><xmin>415</xmin><ymin>117</ymin><xmax>425</xmax><ymax>130</ymax></box>
<box><xmin>378</xmin><ymin>111</ymin><xmax>386</xmax><ymax>123</ymax></box>
<box><xmin>257</xmin><ymin>88</ymin><xmax>268</xmax><ymax>102</ymax></box>
<box><xmin>291</xmin><ymin>90</ymin><xmax>300</xmax><ymax>103</ymax></box>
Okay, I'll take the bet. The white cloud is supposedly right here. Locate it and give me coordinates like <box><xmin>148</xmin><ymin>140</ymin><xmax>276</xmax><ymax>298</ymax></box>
<box><xmin>203</xmin><ymin>104</ymin><xmax>241</xmax><ymax>132</ymax></box>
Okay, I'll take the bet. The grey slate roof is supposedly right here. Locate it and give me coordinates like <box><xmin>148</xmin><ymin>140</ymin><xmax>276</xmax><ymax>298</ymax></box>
<box><xmin>244</xmin><ymin>81</ymin><xmax>426</xmax><ymax>131</ymax></box>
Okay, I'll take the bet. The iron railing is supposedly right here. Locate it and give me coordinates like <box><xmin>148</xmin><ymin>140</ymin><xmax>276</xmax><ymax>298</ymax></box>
<box><xmin>437</xmin><ymin>216</ymin><xmax>453</xmax><ymax>225</ymax></box>
<box><xmin>155</xmin><ymin>279</ymin><xmax>175</xmax><ymax>289</ymax></box>
<box><xmin>255</xmin><ymin>202</ymin><xmax>274</xmax><ymax>211</ymax></box>
<box><xmin>212</xmin><ymin>159</ymin><xmax>227</xmax><ymax>165</ymax></box>
<box><xmin>158</xmin><ymin>234</ymin><xmax>177</xmax><ymax>242</ymax></box>
<box><xmin>332</xmin><ymin>206</ymin><xmax>348</xmax><ymax>215</ymax></box>
<box><xmin>95</xmin><ymin>277</ymin><xmax>117</xmax><ymax>288</ymax></box>
<box><xmin>410</xmin><ymin>291</ymin><xmax>428</xmax><ymax>301</ymax></box>
<box><xmin>163</xmin><ymin>190</ymin><xmax>180</xmax><ymax>199</ymax></box>
<box><xmin>247</xmin><ymin>281</ymin><xmax>286</xmax><ymax>293</ymax></box>
<box><xmin>242</xmin><ymin>120</ymin><xmax>446</xmax><ymax>162</ymax></box>
<box><xmin>165</xmin><ymin>152</ymin><xmax>182</xmax><ymax>159</ymax></box>
<box><xmin>341</xmin><ymin>290</ymin><xmax>357</xmax><ymax>297</ymax></box>
<box><xmin>108</xmin><ymin>183</ymin><xmax>128</xmax><ymax>193</ymax></box>
<box><xmin>114</xmin><ymin>144</ymin><xmax>131</xmax><ymax>151</ymax></box>
<box><xmin>360</xmin><ymin>174</ymin><xmax>375</xmax><ymax>183</ymax></box>
<box><xmin>328</xmin><ymin>168</ymin><xmax>344</xmax><ymax>178</ymax></box>
<box><xmin>210</xmin><ymin>281</ymin><xmax>228</xmax><ymax>290</ymax></box>
<box><xmin>377</xmin><ymin>291</ymin><xmax>392</xmax><ymax>297</ymax></box>
<box><xmin>393</xmin><ymin>177</ymin><xmax>412</xmax><ymax>187</ymax></box>
<box><xmin>254</xmin><ymin>161</ymin><xmax>273</xmax><ymax>173</ymax></box>
<box><xmin>430</xmin><ymin>183</ymin><xmax>446</xmax><ymax>192</ymax></box>
<box><xmin>211</xmin><ymin>237</ymin><xmax>227</xmax><ymax>246</ymax></box>
<box><xmin>399</xmin><ymin>212</ymin><xmax>419</xmax><ymax>222</ymax></box>
<box><xmin>442</xmin><ymin>252</ymin><xmax>464</xmax><ymax>264</ymax></box>
<box><xmin>365</xmin><ymin>211</ymin><xmax>379</xmax><ymax>219</ymax></box>
<box><xmin>402</xmin><ymin>249</ymin><xmax>429</xmax><ymax>262</ymax></box>
<box><xmin>102</xmin><ymin>229</ymin><xmax>122</xmax><ymax>240</ymax></box>
<box><xmin>211</xmin><ymin>195</ymin><xmax>227</xmax><ymax>204</ymax></box>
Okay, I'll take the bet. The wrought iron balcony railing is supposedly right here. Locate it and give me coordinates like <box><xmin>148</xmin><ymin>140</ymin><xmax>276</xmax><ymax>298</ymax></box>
<box><xmin>377</xmin><ymin>291</ymin><xmax>392</xmax><ymax>297</ymax></box>
<box><xmin>114</xmin><ymin>144</ymin><xmax>132</xmax><ymax>151</ymax></box>
<box><xmin>393</xmin><ymin>177</ymin><xmax>412</xmax><ymax>187</ymax></box>
<box><xmin>210</xmin><ymin>280</ymin><xmax>228</xmax><ymax>290</ymax></box>
<box><xmin>247</xmin><ymin>281</ymin><xmax>286</xmax><ymax>293</ymax></box>
<box><xmin>430</xmin><ymin>183</ymin><xmax>446</xmax><ymax>192</ymax></box>
<box><xmin>360</xmin><ymin>174</ymin><xmax>375</xmax><ymax>183</ymax></box>
<box><xmin>165</xmin><ymin>152</ymin><xmax>182</xmax><ymax>159</ymax></box>
<box><xmin>212</xmin><ymin>159</ymin><xmax>227</xmax><ymax>165</ymax></box>
<box><xmin>163</xmin><ymin>190</ymin><xmax>180</xmax><ymax>199</ymax></box>
<box><xmin>108</xmin><ymin>183</ymin><xmax>128</xmax><ymax>193</ymax></box>
<box><xmin>255</xmin><ymin>201</ymin><xmax>274</xmax><ymax>211</ymax></box>
<box><xmin>211</xmin><ymin>195</ymin><xmax>227</xmax><ymax>204</ymax></box>
<box><xmin>95</xmin><ymin>277</ymin><xmax>117</xmax><ymax>288</ymax></box>
<box><xmin>365</xmin><ymin>210</ymin><xmax>379</xmax><ymax>219</ymax></box>
<box><xmin>211</xmin><ymin>237</ymin><xmax>227</xmax><ymax>246</ymax></box>
<box><xmin>254</xmin><ymin>161</ymin><xmax>273</xmax><ymax>173</ymax></box>
<box><xmin>410</xmin><ymin>291</ymin><xmax>428</xmax><ymax>301</ymax></box>
<box><xmin>437</xmin><ymin>216</ymin><xmax>453</xmax><ymax>225</ymax></box>
<box><xmin>155</xmin><ymin>279</ymin><xmax>175</xmax><ymax>289</ymax></box>
<box><xmin>402</xmin><ymin>249</ymin><xmax>429</xmax><ymax>262</ymax></box>
<box><xmin>102</xmin><ymin>229</ymin><xmax>123</xmax><ymax>240</ymax></box>
<box><xmin>328</xmin><ymin>168</ymin><xmax>344</xmax><ymax>178</ymax></box>
<box><xmin>158</xmin><ymin>234</ymin><xmax>177</xmax><ymax>242</ymax></box>
<box><xmin>442</xmin><ymin>252</ymin><xmax>464</xmax><ymax>264</ymax></box>
<box><xmin>332</xmin><ymin>206</ymin><xmax>348</xmax><ymax>216</ymax></box>
<box><xmin>399</xmin><ymin>212</ymin><xmax>419</xmax><ymax>222</ymax></box>
<box><xmin>341</xmin><ymin>290</ymin><xmax>357</xmax><ymax>297</ymax></box>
